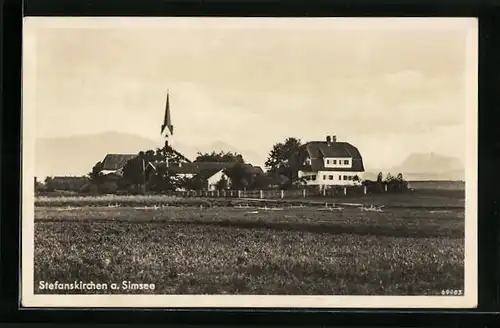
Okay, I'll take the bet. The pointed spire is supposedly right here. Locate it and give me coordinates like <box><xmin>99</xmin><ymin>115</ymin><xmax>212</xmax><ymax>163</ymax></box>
<box><xmin>161</xmin><ymin>90</ymin><xmax>174</xmax><ymax>136</ymax></box>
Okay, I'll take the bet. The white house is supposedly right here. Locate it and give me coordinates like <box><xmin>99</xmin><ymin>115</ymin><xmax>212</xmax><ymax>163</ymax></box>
<box><xmin>187</xmin><ymin>162</ymin><xmax>263</xmax><ymax>191</ymax></box>
<box><xmin>298</xmin><ymin>135</ymin><xmax>365</xmax><ymax>189</ymax></box>
<box><xmin>206</xmin><ymin>169</ymin><xmax>232</xmax><ymax>191</ymax></box>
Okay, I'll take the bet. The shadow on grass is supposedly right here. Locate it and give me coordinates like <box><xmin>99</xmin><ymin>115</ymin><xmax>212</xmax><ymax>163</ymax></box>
<box><xmin>176</xmin><ymin>219</ymin><xmax>464</xmax><ymax>239</ymax></box>
<box><xmin>37</xmin><ymin>217</ymin><xmax>464</xmax><ymax>239</ymax></box>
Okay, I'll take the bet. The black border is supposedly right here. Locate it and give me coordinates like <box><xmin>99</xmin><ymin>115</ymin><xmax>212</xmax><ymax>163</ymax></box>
<box><xmin>2</xmin><ymin>0</ymin><xmax>500</xmax><ymax>326</ymax></box>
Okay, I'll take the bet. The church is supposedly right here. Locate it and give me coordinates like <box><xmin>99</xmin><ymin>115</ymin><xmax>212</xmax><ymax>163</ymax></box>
<box><xmin>98</xmin><ymin>91</ymin><xmax>264</xmax><ymax>191</ymax></box>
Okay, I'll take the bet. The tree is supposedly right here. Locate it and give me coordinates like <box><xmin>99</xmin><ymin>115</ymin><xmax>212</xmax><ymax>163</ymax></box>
<box><xmin>122</xmin><ymin>145</ymin><xmax>185</xmax><ymax>191</ymax></box>
<box><xmin>215</xmin><ymin>176</ymin><xmax>229</xmax><ymax>190</ymax></box>
<box><xmin>225</xmin><ymin>163</ymin><xmax>252</xmax><ymax>190</ymax></box>
<box><xmin>194</xmin><ymin>151</ymin><xmax>245</xmax><ymax>163</ymax></box>
<box><xmin>250</xmin><ymin>173</ymin><xmax>273</xmax><ymax>190</ymax></box>
<box><xmin>377</xmin><ymin>172</ymin><xmax>383</xmax><ymax>183</ymax></box>
<box><xmin>88</xmin><ymin>161</ymin><xmax>104</xmax><ymax>183</ymax></box>
<box><xmin>393</xmin><ymin>172</ymin><xmax>408</xmax><ymax>192</ymax></box>
<box><xmin>35</xmin><ymin>177</ymin><xmax>45</xmax><ymax>193</ymax></box>
<box><xmin>123</xmin><ymin>156</ymin><xmax>146</xmax><ymax>187</ymax></box>
<box><xmin>147</xmin><ymin>163</ymin><xmax>186</xmax><ymax>192</ymax></box>
<box><xmin>385</xmin><ymin>173</ymin><xmax>395</xmax><ymax>183</ymax></box>
<box><xmin>43</xmin><ymin>177</ymin><xmax>54</xmax><ymax>191</ymax></box>
<box><xmin>265</xmin><ymin>137</ymin><xmax>306</xmax><ymax>185</ymax></box>
<box><xmin>153</xmin><ymin>143</ymin><xmax>187</xmax><ymax>165</ymax></box>
<box><xmin>144</xmin><ymin>150</ymin><xmax>156</xmax><ymax>162</ymax></box>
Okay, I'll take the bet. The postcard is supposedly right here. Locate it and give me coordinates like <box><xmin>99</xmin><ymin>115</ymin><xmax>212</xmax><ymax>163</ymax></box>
<box><xmin>22</xmin><ymin>16</ymin><xmax>478</xmax><ymax>308</ymax></box>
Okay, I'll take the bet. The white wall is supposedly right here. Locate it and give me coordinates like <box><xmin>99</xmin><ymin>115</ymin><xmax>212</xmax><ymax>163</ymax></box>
<box><xmin>299</xmin><ymin>170</ymin><xmax>362</xmax><ymax>186</ymax></box>
<box><xmin>298</xmin><ymin>171</ymin><xmax>320</xmax><ymax>186</ymax></box>
<box><xmin>207</xmin><ymin>170</ymin><xmax>231</xmax><ymax>191</ymax></box>
<box><xmin>317</xmin><ymin>171</ymin><xmax>362</xmax><ymax>186</ymax></box>
<box><xmin>324</xmin><ymin>157</ymin><xmax>352</xmax><ymax>169</ymax></box>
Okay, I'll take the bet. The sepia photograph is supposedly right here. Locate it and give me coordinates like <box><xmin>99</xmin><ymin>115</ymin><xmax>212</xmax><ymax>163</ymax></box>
<box><xmin>22</xmin><ymin>17</ymin><xmax>478</xmax><ymax>308</ymax></box>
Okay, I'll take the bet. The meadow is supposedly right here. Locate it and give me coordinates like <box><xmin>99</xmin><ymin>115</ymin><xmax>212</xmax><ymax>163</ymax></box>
<box><xmin>35</xmin><ymin>189</ymin><xmax>464</xmax><ymax>209</ymax></box>
<box><xmin>33</xmin><ymin>191</ymin><xmax>465</xmax><ymax>296</ymax></box>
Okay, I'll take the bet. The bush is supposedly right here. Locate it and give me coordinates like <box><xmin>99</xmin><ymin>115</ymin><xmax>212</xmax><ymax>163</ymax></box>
<box><xmin>98</xmin><ymin>181</ymin><xmax>119</xmax><ymax>194</ymax></box>
<box><xmin>44</xmin><ymin>176</ymin><xmax>90</xmax><ymax>192</ymax></box>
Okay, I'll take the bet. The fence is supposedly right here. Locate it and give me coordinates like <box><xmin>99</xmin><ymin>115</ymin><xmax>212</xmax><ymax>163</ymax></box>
<box><xmin>171</xmin><ymin>185</ymin><xmax>377</xmax><ymax>199</ymax></box>
<box><xmin>39</xmin><ymin>182</ymin><xmax>400</xmax><ymax>199</ymax></box>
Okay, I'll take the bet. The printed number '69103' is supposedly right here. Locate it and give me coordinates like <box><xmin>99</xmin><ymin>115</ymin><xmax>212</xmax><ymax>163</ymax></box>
<box><xmin>441</xmin><ymin>289</ymin><xmax>463</xmax><ymax>296</ymax></box>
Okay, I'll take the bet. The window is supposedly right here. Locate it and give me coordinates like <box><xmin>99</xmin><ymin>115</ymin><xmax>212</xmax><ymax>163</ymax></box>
<box><xmin>343</xmin><ymin>175</ymin><xmax>347</xmax><ymax>180</ymax></box>
<box><xmin>338</xmin><ymin>175</ymin><xmax>342</xmax><ymax>180</ymax></box>
<box><xmin>333</xmin><ymin>159</ymin><xmax>337</xmax><ymax>164</ymax></box>
<box><xmin>344</xmin><ymin>160</ymin><xmax>349</xmax><ymax>165</ymax></box>
<box><xmin>323</xmin><ymin>175</ymin><xmax>326</xmax><ymax>180</ymax></box>
<box><xmin>311</xmin><ymin>175</ymin><xmax>316</xmax><ymax>181</ymax></box>
<box><xmin>348</xmin><ymin>176</ymin><xmax>352</xmax><ymax>180</ymax></box>
<box><xmin>326</xmin><ymin>159</ymin><xmax>330</xmax><ymax>164</ymax></box>
<box><xmin>329</xmin><ymin>175</ymin><xmax>333</xmax><ymax>180</ymax></box>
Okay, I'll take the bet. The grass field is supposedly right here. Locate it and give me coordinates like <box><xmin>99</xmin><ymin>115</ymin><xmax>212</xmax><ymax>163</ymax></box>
<box><xmin>33</xmin><ymin>191</ymin><xmax>465</xmax><ymax>296</ymax></box>
<box><xmin>35</xmin><ymin>189</ymin><xmax>464</xmax><ymax>209</ymax></box>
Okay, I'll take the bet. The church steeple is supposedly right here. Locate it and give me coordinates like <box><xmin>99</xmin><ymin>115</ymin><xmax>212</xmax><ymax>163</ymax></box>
<box><xmin>161</xmin><ymin>90</ymin><xmax>174</xmax><ymax>137</ymax></box>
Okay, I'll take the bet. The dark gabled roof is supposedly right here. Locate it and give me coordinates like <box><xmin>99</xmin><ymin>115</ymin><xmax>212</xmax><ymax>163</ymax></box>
<box><xmin>243</xmin><ymin>164</ymin><xmax>264</xmax><ymax>174</ymax></box>
<box><xmin>148</xmin><ymin>162</ymin><xmax>199</xmax><ymax>174</ymax></box>
<box><xmin>171</xmin><ymin>149</ymin><xmax>191</xmax><ymax>163</ymax></box>
<box><xmin>190</xmin><ymin>162</ymin><xmax>261</xmax><ymax>174</ymax></box>
<box><xmin>194</xmin><ymin>168</ymin><xmax>224</xmax><ymax>181</ymax></box>
<box><xmin>191</xmin><ymin>162</ymin><xmax>236</xmax><ymax>170</ymax></box>
<box><xmin>252</xmin><ymin>166</ymin><xmax>264</xmax><ymax>175</ymax></box>
<box><xmin>102</xmin><ymin>154</ymin><xmax>137</xmax><ymax>170</ymax></box>
<box><xmin>148</xmin><ymin>161</ymin><xmax>264</xmax><ymax>177</ymax></box>
<box><xmin>306</xmin><ymin>141</ymin><xmax>361</xmax><ymax>158</ymax></box>
<box><xmin>305</xmin><ymin>141</ymin><xmax>364</xmax><ymax>172</ymax></box>
<box><xmin>189</xmin><ymin>168</ymin><xmax>226</xmax><ymax>187</ymax></box>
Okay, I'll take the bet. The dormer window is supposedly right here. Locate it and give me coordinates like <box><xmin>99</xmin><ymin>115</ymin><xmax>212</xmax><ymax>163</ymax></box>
<box><xmin>333</xmin><ymin>160</ymin><xmax>337</xmax><ymax>164</ymax></box>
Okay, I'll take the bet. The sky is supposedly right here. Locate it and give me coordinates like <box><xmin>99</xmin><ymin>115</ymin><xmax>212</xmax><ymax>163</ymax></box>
<box><xmin>25</xmin><ymin>17</ymin><xmax>477</xmax><ymax>169</ymax></box>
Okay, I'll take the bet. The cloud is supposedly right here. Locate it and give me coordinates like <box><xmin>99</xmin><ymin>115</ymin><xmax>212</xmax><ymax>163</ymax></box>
<box><xmin>32</xmin><ymin>21</ymin><xmax>471</xmax><ymax>169</ymax></box>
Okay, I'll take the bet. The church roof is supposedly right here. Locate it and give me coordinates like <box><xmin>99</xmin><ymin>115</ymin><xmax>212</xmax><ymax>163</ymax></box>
<box><xmin>161</xmin><ymin>92</ymin><xmax>174</xmax><ymax>136</ymax></box>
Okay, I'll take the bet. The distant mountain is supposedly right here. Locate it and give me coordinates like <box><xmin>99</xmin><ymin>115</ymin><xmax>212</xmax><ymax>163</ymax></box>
<box><xmin>364</xmin><ymin>152</ymin><xmax>465</xmax><ymax>181</ymax></box>
<box><xmin>35</xmin><ymin>131</ymin><xmax>266</xmax><ymax>179</ymax></box>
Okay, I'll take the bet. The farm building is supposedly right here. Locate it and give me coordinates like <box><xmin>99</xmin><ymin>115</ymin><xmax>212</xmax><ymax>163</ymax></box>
<box><xmin>147</xmin><ymin>161</ymin><xmax>264</xmax><ymax>191</ymax></box>
<box><xmin>191</xmin><ymin>162</ymin><xmax>263</xmax><ymax>191</ymax></box>
<box><xmin>100</xmin><ymin>154</ymin><xmax>137</xmax><ymax>176</ymax></box>
<box><xmin>298</xmin><ymin>135</ymin><xmax>365</xmax><ymax>188</ymax></box>
<box><xmin>146</xmin><ymin>161</ymin><xmax>198</xmax><ymax>180</ymax></box>
<box><xmin>95</xmin><ymin>92</ymin><xmax>265</xmax><ymax>191</ymax></box>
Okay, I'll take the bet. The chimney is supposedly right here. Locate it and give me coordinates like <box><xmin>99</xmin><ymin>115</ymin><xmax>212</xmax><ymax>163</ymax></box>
<box><xmin>331</xmin><ymin>135</ymin><xmax>337</xmax><ymax>143</ymax></box>
<box><xmin>326</xmin><ymin>135</ymin><xmax>332</xmax><ymax>144</ymax></box>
